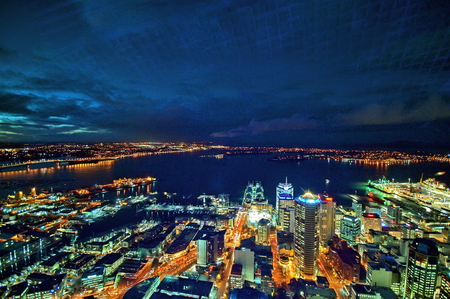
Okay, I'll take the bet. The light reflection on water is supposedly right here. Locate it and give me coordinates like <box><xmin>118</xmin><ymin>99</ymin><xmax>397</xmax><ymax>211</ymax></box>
<box><xmin>0</xmin><ymin>153</ymin><xmax>448</xmax><ymax>207</ymax></box>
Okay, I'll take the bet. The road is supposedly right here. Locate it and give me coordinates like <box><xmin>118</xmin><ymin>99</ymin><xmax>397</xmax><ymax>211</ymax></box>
<box><xmin>216</xmin><ymin>208</ymin><xmax>247</xmax><ymax>299</ymax></box>
<box><xmin>318</xmin><ymin>254</ymin><xmax>345</xmax><ymax>299</ymax></box>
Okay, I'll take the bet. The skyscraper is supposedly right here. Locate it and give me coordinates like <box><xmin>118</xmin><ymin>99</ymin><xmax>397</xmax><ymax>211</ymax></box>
<box><xmin>257</xmin><ymin>218</ymin><xmax>271</xmax><ymax>245</ymax></box>
<box><xmin>340</xmin><ymin>215</ymin><xmax>361</xmax><ymax>245</ymax></box>
<box><xmin>234</xmin><ymin>247</ymin><xmax>255</xmax><ymax>283</ymax></box>
<box><xmin>294</xmin><ymin>191</ymin><xmax>320</xmax><ymax>278</ymax></box>
<box><xmin>319</xmin><ymin>194</ymin><xmax>336</xmax><ymax>247</ymax></box>
<box><xmin>404</xmin><ymin>238</ymin><xmax>439</xmax><ymax>299</ymax></box>
<box><xmin>276</xmin><ymin>178</ymin><xmax>295</xmax><ymax>232</ymax></box>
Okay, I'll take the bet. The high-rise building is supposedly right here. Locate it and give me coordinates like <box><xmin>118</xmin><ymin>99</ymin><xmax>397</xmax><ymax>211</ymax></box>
<box><xmin>234</xmin><ymin>247</ymin><xmax>255</xmax><ymax>283</ymax></box>
<box><xmin>361</xmin><ymin>213</ymin><xmax>381</xmax><ymax>234</ymax></box>
<box><xmin>440</xmin><ymin>272</ymin><xmax>450</xmax><ymax>299</ymax></box>
<box><xmin>340</xmin><ymin>215</ymin><xmax>361</xmax><ymax>245</ymax></box>
<box><xmin>404</xmin><ymin>238</ymin><xmax>440</xmax><ymax>299</ymax></box>
<box><xmin>230</xmin><ymin>264</ymin><xmax>244</xmax><ymax>290</ymax></box>
<box><xmin>387</xmin><ymin>205</ymin><xmax>402</xmax><ymax>223</ymax></box>
<box><xmin>276</xmin><ymin>178</ymin><xmax>295</xmax><ymax>232</ymax></box>
<box><xmin>294</xmin><ymin>191</ymin><xmax>320</xmax><ymax>278</ymax></box>
<box><xmin>319</xmin><ymin>195</ymin><xmax>336</xmax><ymax>247</ymax></box>
<box><xmin>352</xmin><ymin>202</ymin><xmax>363</xmax><ymax>218</ymax></box>
<box><xmin>256</xmin><ymin>218</ymin><xmax>271</xmax><ymax>245</ymax></box>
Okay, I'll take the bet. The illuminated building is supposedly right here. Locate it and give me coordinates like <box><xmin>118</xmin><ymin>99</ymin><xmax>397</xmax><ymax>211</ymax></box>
<box><xmin>440</xmin><ymin>272</ymin><xmax>450</xmax><ymax>299</ymax></box>
<box><xmin>259</xmin><ymin>264</ymin><xmax>275</xmax><ymax>295</ymax></box>
<box><xmin>402</xmin><ymin>223</ymin><xmax>424</xmax><ymax>239</ymax></box>
<box><xmin>319</xmin><ymin>195</ymin><xmax>336</xmax><ymax>247</ymax></box>
<box><xmin>95</xmin><ymin>253</ymin><xmax>124</xmax><ymax>276</ymax></box>
<box><xmin>404</xmin><ymin>238</ymin><xmax>439</xmax><ymax>299</ymax></box>
<box><xmin>26</xmin><ymin>273</ymin><xmax>67</xmax><ymax>299</ymax></box>
<box><xmin>196</xmin><ymin>232</ymin><xmax>218</xmax><ymax>266</ymax></box>
<box><xmin>256</xmin><ymin>218</ymin><xmax>271</xmax><ymax>245</ymax></box>
<box><xmin>81</xmin><ymin>266</ymin><xmax>105</xmax><ymax>290</ymax></box>
<box><xmin>387</xmin><ymin>205</ymin><xmax>402</xmax><ymax>223</ymax></box>
<box><xmin>230</xmin><ymin>263</ymin><xmax>244</xmax><ymax>289</ymax></box>
<box><xmin>340</xmin><ymin>215</ymin><xmax>361</xmax><ymax>245</ymax></box>
<box><xmin>276</xmin><ymin>178</ymin><xmax>295</xmax><ymax>232</ymax></box>
<box><xmin>366</xmin><ymin>262</ymin><xmax>401</xmax><ymax>291</ymax></box>
<box><xmin>361</xmin><ymin>213</ymin><xmax>381</xmax><ymax>234</ymax></box>
<box><xmin>148</xmin><ymin>275</ymin><xmax>215</xmax><ymax>299</ymax></box>
<box><xmin>234</xmin><ymin>247</ymin><xmax>255</xmax><ymax>283</ymax></box>
<box><xmin>243</xmin><ymin>181</ymin><xmax>266</xmax><ymax>206</ymax></box>
<box><xmin>294</xmin><ymin>191</ymin><xmax>320</xmax><ymax>278</ymax></box>
<box><xmin>328</xmin><ymin>238</ymin><xmax>361</xmax><ymax>283</ymax></box>
<box><xmin>352</xmin><ymin>202</ymin><xmax>362</xmax><ymax>218</ymax></box>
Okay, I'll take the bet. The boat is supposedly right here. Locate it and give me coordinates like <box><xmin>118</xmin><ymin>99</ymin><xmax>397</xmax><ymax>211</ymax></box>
<box><xmin>366</xmin><ymin>191</ymin><xmax>384</xmax><ymax>204</ymax></box>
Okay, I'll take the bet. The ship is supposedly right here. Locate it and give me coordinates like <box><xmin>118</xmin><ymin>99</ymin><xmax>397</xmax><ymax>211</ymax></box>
<box><xmin>366</xmin><ymin>191</ymin><xmax>384</xmax><ymax>204</ymax></box>
<box><xmin>242</xmin><ymin>181</ymin><xmax>267</xmax><ymax>206</ymax></box>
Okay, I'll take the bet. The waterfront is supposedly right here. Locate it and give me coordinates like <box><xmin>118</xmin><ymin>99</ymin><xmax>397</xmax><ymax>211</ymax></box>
<box><xmin>0</xmin><ymin>151</ymin><xmax>448</xmax><ymax>208</ymax></box>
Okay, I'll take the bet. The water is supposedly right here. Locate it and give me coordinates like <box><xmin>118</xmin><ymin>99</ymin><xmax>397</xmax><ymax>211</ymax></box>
<box><xmin>1</xmin><ymin>152</ymin><xmax>448</xmax><ymax>208</ymax></box>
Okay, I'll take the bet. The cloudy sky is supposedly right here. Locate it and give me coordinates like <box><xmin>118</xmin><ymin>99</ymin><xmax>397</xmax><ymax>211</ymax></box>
<box><xmin>0</xmin><ymin>0</ymin><xmax>449</xmax><ymax>147</ymax></box>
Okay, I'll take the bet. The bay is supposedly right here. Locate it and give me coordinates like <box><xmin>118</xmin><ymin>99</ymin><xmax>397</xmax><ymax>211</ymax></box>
<box><xmin>0</xmin><ymin>152</ymin><xmax>448</xmax><ymax>207</ymax></box>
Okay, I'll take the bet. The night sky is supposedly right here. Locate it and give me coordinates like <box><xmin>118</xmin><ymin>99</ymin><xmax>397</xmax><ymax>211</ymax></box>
<box><xmin>1</xmin><ymin>0</ymin><xmax>450</xmax><ymax>147</ymax></box>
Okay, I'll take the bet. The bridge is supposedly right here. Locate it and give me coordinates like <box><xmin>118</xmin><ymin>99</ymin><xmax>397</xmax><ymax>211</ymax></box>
<box><xmin>0</xmin><ymin>157</ymin><xmax>117</xmax><ymax>172</ymax></box>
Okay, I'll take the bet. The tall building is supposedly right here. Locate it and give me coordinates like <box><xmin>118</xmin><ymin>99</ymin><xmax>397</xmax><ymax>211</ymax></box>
<box><xmin>234</xmin><ymin>247</ymin><xmax>255</xmax><ymax>283</ymax></box>
<box><xmin>352</xmin><ymin>202</ymin><xmax>363</xmax><ymax>218</ymax></box>
<box><xmin>340</xmin><ymin>215</ymin><xmax>361</xmax><ymax>245</ymax></box>
<box><xmin>196</xmin><ymin>229</ymin><xmax>223</xmax><ymax>266</ymax></box>
<box><xmin>404</xmin><ymin>238</ymin><xmax>440</xmax><ymax>299</ymax></box>
<box><xmin>440</xmin><ymin>272</ymin><xmax>450</xmax><ymax>299</ymax></box>
<box><xmin>256</xmin><ymin>218</ymin><xmax>271</xmax><ymax>245</ymax></box>
<box><xmin>294</xmin><ymin>191</ymin><xmax>320</xmax><ymax>278</ymax></box>
<box><xmin>319</xmin><ymin>194</ymin><xmax>336</xmax><ymax>247</ymax></box>
<box><xmin>230</xmin><ymin>264</ymin><xmax>244</xmax><ymax>290</ymax></box>
<box><xmin>361</xmin><ymin>213</ymin><xmax>381</xmax><ymax>234</ymax></box>
<box><xmin>276</xmin><ymin>178</ymin><xmax>295</xmax><ymax>232</ymax></box>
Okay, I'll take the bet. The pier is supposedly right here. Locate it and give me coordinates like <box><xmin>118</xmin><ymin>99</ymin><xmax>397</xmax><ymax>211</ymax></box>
<box><xmin>0</xmin><ymin>157</ymin><xmax>116</xmax><ymax>172</ymax></box>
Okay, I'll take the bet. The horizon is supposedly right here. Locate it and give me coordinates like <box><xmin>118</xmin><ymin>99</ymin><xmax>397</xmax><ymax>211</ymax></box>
<box><xmin>1</xmin><ymin>1</ymin><xmax>450</xmax><ymax>147</ymax></box>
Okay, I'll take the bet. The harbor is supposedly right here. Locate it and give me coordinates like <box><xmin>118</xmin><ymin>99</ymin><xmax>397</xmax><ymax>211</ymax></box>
<box><xmin>367</xmin><ymin>176</ymin><xmax>450</xmax><ymax>218</ymax></box>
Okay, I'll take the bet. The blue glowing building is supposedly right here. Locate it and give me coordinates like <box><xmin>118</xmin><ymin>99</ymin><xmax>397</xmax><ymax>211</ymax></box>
<box><xmin>294</xmin><ymin>191</ymin><xmax>320</xmax><ymax>278</ymax></box>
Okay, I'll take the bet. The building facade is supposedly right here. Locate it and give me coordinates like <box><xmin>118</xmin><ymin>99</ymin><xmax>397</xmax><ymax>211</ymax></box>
<box><xmin>294</xmin><ymin>191</ymin><xmax>320</xmax><ymax>278</ymax></box>
<box><xmin>319</xmin><ymin>195</ymin><xmax>336</xmax><ymax>247</ymax></box>
<box><xmin>404</xmin><ymin>238</ymin><xmax>439</xmax><ymax>299</ymax></box>
<box><xmin>276</xmin><ymin>179</ymin><xmax>295</xmax><ymax>232</ymax></box>
<box><xmin>340</xmin><ymin>215</ymin><xmax>361</xmax><ymax>245</ymax></box>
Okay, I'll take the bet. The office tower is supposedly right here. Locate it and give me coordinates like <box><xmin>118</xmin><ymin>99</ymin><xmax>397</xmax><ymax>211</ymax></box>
<box><xmin>229</xmin><ymin>264</ymin><xmax>244</xmax><ymax>289</ymax></box>
<box><xmin>276</xmin><ymin>178</ymin><xmax>295</xmax><ymax>232</ymax></box>
<box><xmin>352</xmin><ymin>202</ymin><xmax>362</xmax><ymax>218</ymax></box>
<box><xmin>340</xmin><ymin>215</ymin><xmax>361</xmax><ymax>245</ymax></box>
<box><xmin>404</xmin><ymin>238</ymin><xmax>439</xmax><ymax>299</ymax></box>
<box><xmin>387</xmin><ymin>205</ymin><xmax>402</xmax><ymax>223</ymax></box>
<box><xmin>402</xmin><ymin>223</ymin><xmax>424</xmax><ymax>239</ymax></box>
<box><xmin>319</xmin><ymin>195</ymin><xmax>336</xmax><ymax>247</ymax></box>
<box><xmin>441</xmin><ymin>272</ymin><xmax>450</xmax><ymax>299</ymax></box>
<box><xmin>361</xmin><ymin>213</ymin><xmax>381</xmax><ymax>234</ymax></box>
<box><xmin>257</xmin><ymin>218</ymin><xmax>271</xmax><ymax>245</ymax></box>
<box><xmin>197</xmin><ymin>232</ymin><xmax>219</xmax><ymax>266</ymax></box>
<box><xmin>294</xmin><ymin>191</ymin><xmax>320</xmax><ymax>278</ymax></box>
<box><xmin>234</xmin><ymin>247</ymin><xmax>255</xmax><ymax>282</ymax></box>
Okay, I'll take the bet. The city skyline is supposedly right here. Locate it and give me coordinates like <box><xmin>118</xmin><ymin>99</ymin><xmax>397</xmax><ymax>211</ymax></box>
<box><xmin>1</xmin><ymin>0</ymin><xmax>450</xmax><ymax>147</ymax></box>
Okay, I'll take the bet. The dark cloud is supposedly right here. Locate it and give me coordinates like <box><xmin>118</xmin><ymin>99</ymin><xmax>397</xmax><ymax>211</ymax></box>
<box><xmin>0</xmin><ymin>0</ymin><xmax>449</xmax><ymax>145</ymax></box>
